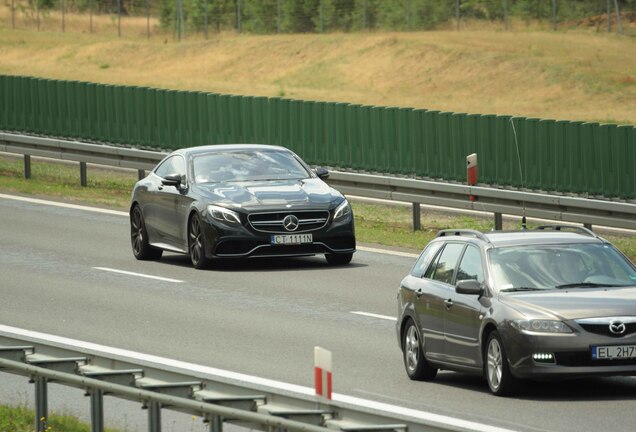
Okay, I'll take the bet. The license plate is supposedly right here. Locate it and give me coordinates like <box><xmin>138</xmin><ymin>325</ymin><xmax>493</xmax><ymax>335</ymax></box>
<box><xmin>270</xmin><ymin>234</ymin><xmax>313</xmax><ymax>245</ymax></box>
<box><xmin>591</xmin><ymin>345</ymin><xmax>636</xmax><ymax>360</ymax></box>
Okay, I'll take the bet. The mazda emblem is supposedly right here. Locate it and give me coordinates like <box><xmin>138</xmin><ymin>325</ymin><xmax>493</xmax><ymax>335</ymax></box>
<box><xmin>609</xmin><ymin>320</ymin><xmax>626</xmax><ymax>335</ymax></box>
<box><xmin>283</xmin><ymin>215</ymin><xmax>299</xmax><ymax>232</ymax></box>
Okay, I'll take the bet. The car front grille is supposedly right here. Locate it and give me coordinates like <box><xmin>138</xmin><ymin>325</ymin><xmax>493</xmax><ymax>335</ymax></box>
<box><xmin>578</xmin><ymin>323</ymin><xmax>636</xmax><ymax>338</ymax></box>
<box><xmin>248</xmin><ymin>210</ymin><xmax>330</xmax><ymax>233</ymax></box>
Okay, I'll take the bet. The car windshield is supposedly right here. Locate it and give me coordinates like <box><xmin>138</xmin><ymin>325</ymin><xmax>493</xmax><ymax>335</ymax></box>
<box><xmin>192</xmin><ymin>150</ymin><xmax>310</xmax><ymax>183</ymax></box>
<box><xmin>488</xmin><ymin>243</ymin><xmax>636</xmax><ymax>292</ymax></box>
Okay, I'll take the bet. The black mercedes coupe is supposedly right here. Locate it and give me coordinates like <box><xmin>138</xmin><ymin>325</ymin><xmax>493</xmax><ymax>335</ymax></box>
<box><xmin>129</xmin><ymin>145</ymin><xmax>355</xmax><ymax>269</ymax></box>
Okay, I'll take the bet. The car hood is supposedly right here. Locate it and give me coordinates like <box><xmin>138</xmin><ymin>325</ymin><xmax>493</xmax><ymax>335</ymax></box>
<box><xmin>191</xmin><ymin>178</ymin><xmax>342</xmax><ymax>210</ymax></box>
<box><xmin>500</xmin><ymin>286</ymin><xmax>636</xmax><ymax>320</ymax></box>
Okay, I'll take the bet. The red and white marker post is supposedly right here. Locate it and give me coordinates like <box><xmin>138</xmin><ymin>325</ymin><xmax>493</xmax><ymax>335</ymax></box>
<box><xmin>466</xmin><ymin>153</ymin><xmax>478</xmax><ymax>201</ymax></box>
<box><xmin>314</xmin><ymin>347</ymin><xmax>332</xmax><ymax>400</ymax></box>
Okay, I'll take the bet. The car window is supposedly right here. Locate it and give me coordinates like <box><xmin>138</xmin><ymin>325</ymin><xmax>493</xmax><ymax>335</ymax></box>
<box><xmin>456</xmin><ymin>245</ymin><xmax>485</xmax><ymax>284</ymax></box>
<box><xmin>489</xmin><ymin>243</ymin><xmax>636</xmax><ymax>290</ymax></box>
<box><xmin>192</xmin><ymin>150</ymin><xmax>310</xmax><ymax>183</ymax></box>
<box><xmin>155</xmin><ymin>155</ymin><xmax>186</xmax><ymax>181</ymax></box>
<box><xmin>427</xmin><ymin>243</ymin><xmax>465</xmax><ymax>285</ymax></box>
<box><xmin>410</xmin><ymin>242</ymin><xmax>443</xmax><ymax>278</ymax></box>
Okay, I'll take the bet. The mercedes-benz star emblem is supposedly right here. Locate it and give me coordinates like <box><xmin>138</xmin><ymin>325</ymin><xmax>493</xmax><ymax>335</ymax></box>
<box><xmin>283</xmin><ymin>215</ymin><xmax>299</xmax><ymax>232</ymax></box>
<box><xmin>609</xmin><ymin>320</ymin><xmax>626</xmax><ymax>335</ymax></box>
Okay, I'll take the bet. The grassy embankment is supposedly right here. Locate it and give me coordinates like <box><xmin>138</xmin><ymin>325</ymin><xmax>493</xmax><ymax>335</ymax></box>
<box><xmin>0</xmin><ymin>10</ymin><xmax>635</xmax><ymax>125</ymax></box>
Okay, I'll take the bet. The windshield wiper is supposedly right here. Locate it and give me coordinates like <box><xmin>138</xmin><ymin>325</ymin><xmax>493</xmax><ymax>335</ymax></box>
<box><xmin>500</xmin><ymin>287</ymin><xmax>543</xmax><ymax>292</ymax></box>
<box><xmin>555</xmin><ymin>282</ymin><xmax>629</xmax><ymax>289</ymax></box>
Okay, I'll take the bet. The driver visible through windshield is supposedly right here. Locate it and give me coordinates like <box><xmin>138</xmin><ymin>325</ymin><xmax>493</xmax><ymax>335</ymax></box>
<box><xmin>488</xmin><ymin>243</ymin><xmax>636</xmax><ymax>292</ymax></box>
<box><xmin>193</xmin><ymin>150</ymin><xmax>310</xmax><ymax>183</ymax></box>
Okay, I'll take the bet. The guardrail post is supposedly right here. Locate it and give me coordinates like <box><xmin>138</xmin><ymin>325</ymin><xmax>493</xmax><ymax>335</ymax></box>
<box><xmin>89</xmin><ymin>389</ymin><xmax>105</xmax><ymax>432</ymax></box>
<box><xmin>584</xmin><ymin>223</ymin><xmax>593</xmax><ymax>231</ymax></box>
<box><xmin>80</xmin><ymin>162</ymin><xmax>87</xmax><ymax>187</ymax></box>
<box><xmin>412</xmin><ymin>203</ymin><xmax>421</xmax><ymax>231</ymax></box>
<box><xmin>210</xmin><ymin>415</ymin><xmax>223</xmax><ymax>432</ymax></box>
<box><xmin>148</xmin><ymin>401</ymin><xmax>161</xmax><ymax>432</ymax></box>
<box><xmin>138</xmin><ymin>169</ymin><xmax>146</xmax><ymax>180</ymax></box>
<box><xmin>24</xmin><ymin>155</ymin><xmax>31</xmax><ymax>179</ymax></box>
<box><xmin>494</xmin><ymin>212</ymin><xmax>503</xmax><ymax>230</ymax></box>
<box><xmin>34</xmin><ymin>376</ymin><xmax>48</xmax><ymax>432</ymax></box>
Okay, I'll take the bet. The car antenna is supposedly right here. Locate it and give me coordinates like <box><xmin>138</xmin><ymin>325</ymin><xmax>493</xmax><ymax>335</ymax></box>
<box><xmin>510</xmin><ymin>117</ymin><xmax>526</xmax><ymax>230</ymax></box>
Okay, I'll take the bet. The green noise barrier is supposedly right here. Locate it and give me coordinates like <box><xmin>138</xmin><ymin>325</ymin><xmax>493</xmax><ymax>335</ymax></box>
<box><xmin>0</xmin><ymin>75</ymin><xmax>634</xmax><ymax>200</ymax></box>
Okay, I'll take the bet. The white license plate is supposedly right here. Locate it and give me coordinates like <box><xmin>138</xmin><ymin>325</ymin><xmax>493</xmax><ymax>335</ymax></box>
<box><xmin>271</xmin><ymin>234</ymin><xmax>313</xmax><ymax>245</ymax></box>
<box><xmin>591</xmin><ymin>345</ymin><xmax>636</xmax><ymax>360</ymax></box>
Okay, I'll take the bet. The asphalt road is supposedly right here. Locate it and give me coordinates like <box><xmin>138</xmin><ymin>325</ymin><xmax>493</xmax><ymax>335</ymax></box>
<box><xmin>1</xmin><ymin>194</ymin><xmax>635</xmax><ymax>432</ymax></box>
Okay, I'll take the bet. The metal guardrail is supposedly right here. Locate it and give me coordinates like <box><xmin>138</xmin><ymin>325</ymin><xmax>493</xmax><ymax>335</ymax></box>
<box><xmin>1</xmin><ymin>131</ymin><xmax>635</xmax><ymax>231</ymax></box>
<box><xmin>0</xmin><ymin>325</ymin><xmax>501</xmax><ymax>432</ymax></box>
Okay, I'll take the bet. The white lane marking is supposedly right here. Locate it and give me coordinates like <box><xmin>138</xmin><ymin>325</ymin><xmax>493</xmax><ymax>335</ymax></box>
<box><xmin>357</xmin><ymin>245</ymin><xmax>419</xmax><ymax>258</ymax></box>
<box><xmin>0</xmin><ymin>324</ymin><xmax>518</xmax><ymax>432</ymax></box>
<box><xmin>351</xmin><ymin>311</ymin><xmax>397</xmax><ymax>321</ymax></box>
<box><xmin>0</xmin><ymin>193</ymin><xmax>128</xmax><ymax>216</ymax></box>
<box><xmin>1</xmin><ymin>194</ymin><xmax>420</xmax><ymax>259</ymax></box>
<box><xmin>93</xmin><ymin>267</ymin><xmax>184</xmax><ymax>283</ymax></box>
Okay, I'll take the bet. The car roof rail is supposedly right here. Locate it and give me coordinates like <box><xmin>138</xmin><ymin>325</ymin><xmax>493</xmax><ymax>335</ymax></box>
<box><xmin>534</xmin><ymin>224</ymin><xmax>599</xmax><ymax>238</ymax></box>
<box><xmin>436</xmin><ymin>229</ymin><xmax>491</xmax><ymax>243</ymax></box>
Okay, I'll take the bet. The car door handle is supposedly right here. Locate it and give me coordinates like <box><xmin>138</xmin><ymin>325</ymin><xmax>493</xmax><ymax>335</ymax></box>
<box><xmin>415</xmin><ymin>289</ymin><xmax>423</xmax><ymax>298</ymax></box>
<box><xmin>444</xmin><ymin>298</ymin><xmax>453</xmax><ymax>309</ymax></box>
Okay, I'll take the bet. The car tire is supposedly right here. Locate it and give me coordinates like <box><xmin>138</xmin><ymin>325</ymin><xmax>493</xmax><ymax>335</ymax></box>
<box><xmin>188</xmin><ymin>213</ymin><xmax>212</xmax><ymax>269</ymax></box>
<box><xmin>325</xmin><ymin>252</ymin><xmax>353</xmax><ymax>266</ymax></box>
<box><xmin>130</xmin><ymin>206</ymin><xmax>163</xmax><ymax>261</ymax></box>
<box><xmin>484</xmin><ymin>331</ymin><xmax>518</xmax><ymax>396</ymax></box>
<box><xmin>402</xmin><ymin>320</ymin><xmax>438</xmax><ymax>381</ymax></box>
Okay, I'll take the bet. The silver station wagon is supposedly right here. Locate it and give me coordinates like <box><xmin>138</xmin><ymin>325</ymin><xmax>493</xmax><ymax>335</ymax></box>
<box><xmin>396</xmin><ymin>225</ymin><xmax>636</xmax><ymax>396</ymax></box>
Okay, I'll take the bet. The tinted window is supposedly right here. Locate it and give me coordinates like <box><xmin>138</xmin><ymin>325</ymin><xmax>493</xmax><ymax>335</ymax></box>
<box><xmin>427</xmin><ymin>243</ymin><xmax>465</xmax><ymax>285</ymax></box>
<box><xmin>411</xmin><ymin>242</ymin><xmax>443</xmax><ymax>278</ymax></box>
<box><xmin>456</xmin><ymin>245</ymin><xmax>485</xmax><ymax>284</ymax></box>
<box><xmin>155</xmin><ymin>155</ymin><xmax>186</xmax><ymax>180</ymax></box>
<box><xmin>192</xmin><ymin>150</ymin><xmax>310</xmax><ymax>183</ymax></box>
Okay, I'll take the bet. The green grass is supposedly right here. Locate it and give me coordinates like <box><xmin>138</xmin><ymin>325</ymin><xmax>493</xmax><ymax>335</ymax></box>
<box><xmin>0</xmin><ymin>404</ymin><xmax>121</xmax><ymax>432</ymax></box>
<box><xmin>1</xmin><ymin>154</ymin><xmax>634</xmax><ymax>263</ymax></box>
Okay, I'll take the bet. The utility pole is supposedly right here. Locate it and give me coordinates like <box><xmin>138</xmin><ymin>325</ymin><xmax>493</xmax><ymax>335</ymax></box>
<box><xmin>456</xmin><ymin>0</ymin><xmax>460</xmax><ymax>31</ymax></box>
<box><xmin>613</xmin><ymin>0</ymin><xmax>623</xmax><ymax>34</ymax></box>
<box><xmin>503</xmin><ymin>0</ymin><xmax>508</xmax><ymax>31</ymax></box>
<box><xmin>237</xmin><ymin>0</ymin><xmax>241</xmax><ymax>33</ymax></box>
<box><xmin>320</xmin><ymin>0</ymin><xmax>324</xmax><ymax>33</ymax></box>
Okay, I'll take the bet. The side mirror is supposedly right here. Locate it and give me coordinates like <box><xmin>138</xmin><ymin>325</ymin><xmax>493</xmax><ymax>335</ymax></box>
<box><xmin>161</xmin><ymin>173</ymin><xmax>183</xmax><ymax>188</ymax></box>
<box><xmin>456</xmin><ymin>279</ymin><xmax>483</xmax><ymax>295</ymax></box>
<box><xmin>314</xmin><ymin>167</ymin><xmax>329</xmax><ymax>180</ymax></box>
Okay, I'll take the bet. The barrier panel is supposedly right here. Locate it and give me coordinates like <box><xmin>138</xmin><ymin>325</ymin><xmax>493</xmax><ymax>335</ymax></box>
<box><xmin>1</xmin><ymin>75</ymin><xmax>635</xmax><ymax>200</ymax></box>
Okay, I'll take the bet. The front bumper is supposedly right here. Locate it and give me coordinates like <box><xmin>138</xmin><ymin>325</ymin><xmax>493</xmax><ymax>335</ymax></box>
<box><xmin>201</xmin><ymin>212</ymin><xmax>355</xmax><ymax>259</ymax></box>
<box><xmin>501</xmin><ymin>327</ymin><xmax>636</xmax><ymax>380</ymax></box>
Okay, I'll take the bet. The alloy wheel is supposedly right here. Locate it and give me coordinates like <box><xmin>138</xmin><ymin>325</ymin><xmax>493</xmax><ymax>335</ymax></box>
<box><xmin>131</xmin><ymin>207</ymin><xmax>144</xmax><ymax>256</ymax></box>
<box><xmin>405</xmin><ymin>325</ymin><xmax>420</xmax><ymax>373</ymax></box>
<box><xmin>487</xmin><ymin>337</ymin><xmax>503</xmax><ymax>391</ymax></box>
<box><xmin>189</xmin><ymin>216</ymin><xmax>203</xmax><ymax>265</ymax></box>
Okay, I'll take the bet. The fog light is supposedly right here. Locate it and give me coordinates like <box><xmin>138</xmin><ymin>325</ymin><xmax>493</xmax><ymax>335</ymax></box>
<box><xmin>532</xmin><ymin>352</ymin><xmax>555</xmax><ymax>364</ymax></box>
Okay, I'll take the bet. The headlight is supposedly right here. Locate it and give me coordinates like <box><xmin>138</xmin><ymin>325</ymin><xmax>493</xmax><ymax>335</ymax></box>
<box><xmin>510</xmin><ymin>319</ymin><xmax>572</xmax><ymax>334</ymax></box>
<box><xmin>334</xmin><ymin>200</ymin><xmax>351</xmax><ymax>220</ymax></box>
<box><xmin>207</xmin><ymin>205</ymin><xmax>241</xmax><ymax>224</ymax></box>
